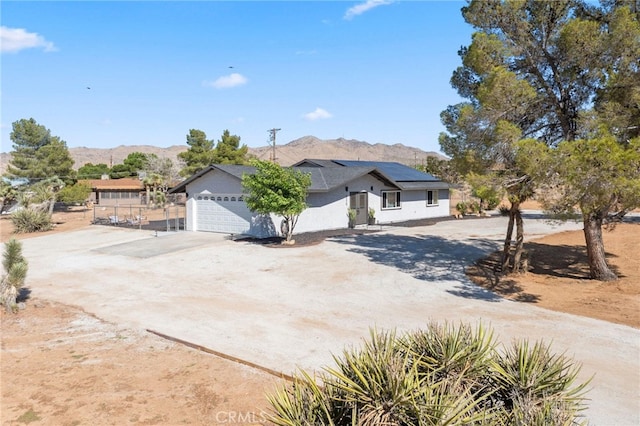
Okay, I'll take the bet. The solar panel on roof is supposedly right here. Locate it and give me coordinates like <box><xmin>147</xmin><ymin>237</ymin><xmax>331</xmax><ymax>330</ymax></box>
<box><xmin>333</xmin><ymin>160</ymin><xmax>438</xmax><ymax>181</ymax></box>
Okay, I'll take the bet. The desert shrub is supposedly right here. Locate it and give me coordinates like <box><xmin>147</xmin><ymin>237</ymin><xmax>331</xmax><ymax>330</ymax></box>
<box><xmin>11</xmin><ymin>209</ymin><xmax>53</xmax><ymax>233</ymax></box>
<box><xmin>267</xmin><ymin>323</ymin><xmax>590</xmax><ymax>426</ymax></box>
<box><xmin>485</xmin><ymin>196</ymin><xmax>501</xmax><ymax>211</ymax></box>
<box><xmin>468</xmin><ymin>201</ymin><xmax>481</xmax><ymax>214</ymax></box>
<box><xmin>490</xmin><ymin>340</ymin><xmax>590</xmax><ymax>425</ymax></box>
<box><xmin>456</xmin><ymin>202</ymin><xmax>468</xmax><ymax>215</ymax></box>
<box><xmin>57</xmin><ymin>182</ymin><xmax>92</xmax><ymax>204</ymax></box>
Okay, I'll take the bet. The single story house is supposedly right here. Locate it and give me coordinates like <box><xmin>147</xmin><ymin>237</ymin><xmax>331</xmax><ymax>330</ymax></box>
<box><xmin>168</xmin><ymin>159</ymin><xmax>450</xmax><ymax>238</ymax></box>
<box><xmin>79</xmin><ymin>178</ymin><xmax>144</xmax><ymax>206</ymax></box>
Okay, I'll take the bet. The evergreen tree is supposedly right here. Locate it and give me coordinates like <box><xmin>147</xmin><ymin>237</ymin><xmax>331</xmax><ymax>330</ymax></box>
<box><xmin>439</xmin><ymin>0</ymin><xmax>640</xmax><ymax>278</ymax></box>
<box><xmin>178</xmin><ymin>129</ymin><xmax>215</xmax><ymax>177</ymax></box>
<box><xmin>6</xmin><ymin>118</ymin><xmax>75</xmax><ymax>184</ymax></box>
<box><xmin>212</xmin><ymin>129</ymin><xmax>250</xmax><ymax>165</ymax></box>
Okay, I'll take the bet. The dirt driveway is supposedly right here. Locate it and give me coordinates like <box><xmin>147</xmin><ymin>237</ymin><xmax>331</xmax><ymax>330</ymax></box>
<box><xmin>15</xmin><ymin>216</ymin><xmax>640</xmax><ymax>425</ymax></box>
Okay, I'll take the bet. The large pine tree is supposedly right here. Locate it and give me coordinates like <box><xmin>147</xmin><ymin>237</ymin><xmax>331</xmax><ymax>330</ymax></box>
<box><xmin>440</xmin><ymin>0</ymin><xmax>640</xmax><ymax>280</ymax></box>
<box><xmin>6</xmin><ymin>118</ymin><xmax>75</xmax><ymax>183</ymax></box>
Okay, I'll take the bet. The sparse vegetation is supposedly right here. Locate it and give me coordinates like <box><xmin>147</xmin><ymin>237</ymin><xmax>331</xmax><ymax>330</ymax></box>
<box><xmin>268</xmin><ymin>323</ymin><xmax>590</xmax><ymax>425</ymax></box>
<box><xmin>0</xmin><ymin>239</ymin><xmax>28</xmax><ymax>313</ymax></box>
<box><xmin>10</xmin><ymin>209</ymin><xmax>53</xmax><ymax>233</ymax></box>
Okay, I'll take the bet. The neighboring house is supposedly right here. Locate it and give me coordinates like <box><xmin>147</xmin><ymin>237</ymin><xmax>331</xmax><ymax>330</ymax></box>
<box><xmin>79</xmin><ymin>178</ymin><xmax>144</xmax><ymax>206</ymax></box>
<box><xmin>169</xmin><ymin>159</ymin><xmax>450</xmax><ymax>238</ymax></box>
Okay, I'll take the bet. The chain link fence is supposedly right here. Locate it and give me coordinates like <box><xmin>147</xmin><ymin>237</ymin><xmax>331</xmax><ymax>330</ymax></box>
<box><xmin>92</xmin><ymin>204</ymin><xmax>185</xmax><ymax>231</ymax></box>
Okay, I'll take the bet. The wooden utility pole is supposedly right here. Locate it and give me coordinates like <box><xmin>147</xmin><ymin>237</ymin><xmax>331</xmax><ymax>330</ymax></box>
<box><xmin>268</xmin><ymin>128</ymin><xmax>281</xmax><ymax>162</ymax></box>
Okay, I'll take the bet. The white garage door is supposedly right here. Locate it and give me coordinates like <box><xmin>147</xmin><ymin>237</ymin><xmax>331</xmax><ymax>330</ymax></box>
<box><xmin>195</xmin><ymin>194</ymin><xmax>253</xmax><ymax>234</ymax></box>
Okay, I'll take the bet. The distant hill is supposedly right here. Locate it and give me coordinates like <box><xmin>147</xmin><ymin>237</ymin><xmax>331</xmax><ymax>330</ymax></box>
<box><xmin>0</xmin><ymin>136</ymin><xmax>445</xmax><ymax>175</ymax></box>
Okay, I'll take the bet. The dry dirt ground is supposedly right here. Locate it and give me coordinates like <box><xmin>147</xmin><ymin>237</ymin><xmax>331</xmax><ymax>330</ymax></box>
<box><xmin>1</xmin><ymin>207</ymin><xmax>638</xmax><ymax>425</ymax></box>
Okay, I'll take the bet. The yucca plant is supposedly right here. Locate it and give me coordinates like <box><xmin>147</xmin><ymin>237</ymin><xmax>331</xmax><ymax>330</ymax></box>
<box><xmin>402</xmin><ymin>322</ymin><xmax>495</xmax><ymax>384</ymax></box>
<box><xmin>10</xmin><ymin>208</ymin><xmax>53</xmax><ymax>233</ymax></box>
<box><xmin>267</xmin><ymin>369</ymin><xmax>338</xmax><ymax>426</ymax></box>
<box><xmin>266</xmin><ymin>325</ymin><xmax>591</xmax><ymax>426</ymax></box>
<box><xmin>0</xmin><ymin>239</ymin><xmax>28</xmax><ymax>313</ymax></box>
<box><xmin>327</xmin><ymin>329</ymin><xmax>422</xmax><ymax>425</ymax></box>
<box><xmin>490</xmin><ymin>340</ymin><xmax>591</xmax><ymax>426</ymax></box>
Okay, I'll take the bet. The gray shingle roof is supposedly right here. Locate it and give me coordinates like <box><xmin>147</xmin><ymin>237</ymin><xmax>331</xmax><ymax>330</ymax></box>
<box><xmin>169</xmin><ymin>159</ymin><xmax>446</xmax><ymax>194</ymax></box>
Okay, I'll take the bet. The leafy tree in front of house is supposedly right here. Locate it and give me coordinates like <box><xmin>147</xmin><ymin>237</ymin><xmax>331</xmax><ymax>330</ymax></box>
<box><xmin>241</xmin><ymin>160</ymin><xmax>311</xmax><ymax>243</ymax></box>
<box><xmin>517</xmin><ymin>135</ymin><xmax>640</xmax><ymax>281</ymax></box>
<box><xmin>0</xmin><ymin>239</ymin><xmax>28</xmax><ymax>313</ymax></box>
<box><xmin>77</xmin><ymin>163</ymin><xmax>111</xmax><ymax>180</ymax></box>
<box><xmin>212</xmin><ymin>129</ymin><xmax>250</xmax><ymax>165</ymax></box>
<box><xmin>6</xmin><ymin>118</ymin><xmax>75</xmax><ymax>185</ymax></box>
<box><xmin>178</xmin><ymin>129</ymin><xmax>215</xmax><ymax>177</ymax></box>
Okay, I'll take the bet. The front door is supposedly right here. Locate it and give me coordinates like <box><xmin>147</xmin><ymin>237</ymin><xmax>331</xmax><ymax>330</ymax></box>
<box><xmin>349</xmin><ymin>192</ymin><xmax>368</xmax><ymax>225</ymax></box>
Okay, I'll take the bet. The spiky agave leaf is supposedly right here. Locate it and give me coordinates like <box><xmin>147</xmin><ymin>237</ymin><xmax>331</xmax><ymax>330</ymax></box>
<box><xmin>266</xmin><ymin>369</ymin><xmax>337</xmax><ymax>426</ymax></box>
<box><xmin>401</xmin><ymin>321</ymin><xmax>496</xmax><ymax>403</ymax></box>
<box><xmin>324</xmin><ymin>328</ymin><xmax>424</xmax><ymax>425</ymax></box>
<box><xmin>490</xmin><ymin>340</ymin><xmax>591</xmax><ymax>425</ymax></box>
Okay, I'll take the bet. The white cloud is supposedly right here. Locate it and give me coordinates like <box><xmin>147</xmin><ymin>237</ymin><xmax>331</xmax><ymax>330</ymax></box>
<box><xmin>303</xmin><ymin>108</ymin><xmax>333</xmax><ymax>121</ymax></box>
<box><xmin>203</xmin><ymin>73</ymin><xmax>248</xmax><ymax>89</ymax></box>
<box><xmin>344</xmin><ymin>0</ymin><xmax>394</xmax><ymax>20</ymax></box>
<box><xmin>1</xmin><ymin>26</ymin><xmax>57</xmax><ymax>53</ymax></box>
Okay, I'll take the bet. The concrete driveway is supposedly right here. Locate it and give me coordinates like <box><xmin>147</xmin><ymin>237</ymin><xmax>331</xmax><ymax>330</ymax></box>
<box><xmin>20</xmin><ymin>215</ymin><xmax>639</xmax><ymax>425</ymax></box>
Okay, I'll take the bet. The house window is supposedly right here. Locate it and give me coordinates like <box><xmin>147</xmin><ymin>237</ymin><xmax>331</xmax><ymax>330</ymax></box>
<box><xmin>382</xmin><ymin>191</ymin><xmax>401</xmax><ymax>209</ymax></box>
<box><xmin>427</xmin><ymin>190</ymin><xmax>438</xmax><ymax>206</ymax></box>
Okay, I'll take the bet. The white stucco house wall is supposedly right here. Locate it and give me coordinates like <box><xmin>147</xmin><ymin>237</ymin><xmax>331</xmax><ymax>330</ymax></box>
<box><xmin>169</xmin><ymin>159</ymin><xmax>450</xmax><ymax>238</ymax></box>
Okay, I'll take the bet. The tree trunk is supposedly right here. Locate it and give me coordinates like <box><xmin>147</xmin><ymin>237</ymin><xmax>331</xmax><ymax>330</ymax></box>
<box><xmin>583</xmin><ymin>214</ymin><xmax>618</xmax><ymax>281</ymax></box>
<box><xmin>512</xmin><ymin>208</ymin><xmax>525</xmax><ymax>273</ymax></box>
<box><xmin>501</xmin><ymin>201</ymin><xmax>518</xmax><ymax>273</ymax></box>
<box><xmin>1</xmin><ymin>281</ymin><xmax>17</xmax><ymax>313</ymax></box>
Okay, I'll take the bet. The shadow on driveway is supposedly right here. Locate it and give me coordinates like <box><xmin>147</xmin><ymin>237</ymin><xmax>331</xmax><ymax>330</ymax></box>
<box><xmin>328</xmin><ymin>233</ymin><xmax>504</xmax><ymax>302</ymax></box>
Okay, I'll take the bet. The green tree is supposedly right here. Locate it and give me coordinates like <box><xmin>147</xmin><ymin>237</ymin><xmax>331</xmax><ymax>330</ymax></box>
<box><xmin>109</xmin><ymin>152</ymin><xmax>151</xmax><ymax>178</ymax></box>
<box><xmin>517</xmin><ymin>135</ymin><xmax>640</xmax><ymax>281</ymax></box>
<box><xmin>416</xmin><ymin>156</ymin><xmax>461</xmax><ymax>184</ymax></box>
<box><xmin>439</xmin><ymin>0</ymin><xmax>639</xmax><ymax>274</ymax></box>
<box><xmin>6</xmin><ymin>118</ymin><xmax>75</xmax><ymax>184</ymax></box>
<box><xmin>57</xmin><ymin>182</ymin><xmax>92</xmax><ymax>205</ymax></box>
<box><xmin>178</xmin><ymin>129</ymin><xmax>215</xmax><ymax>177</ymax></box>
<box><xmin>212</xmin><ymin>129</ymin><xmax>250</xmax><ymax>165</ymax></box>
<box><xmin>77</xmin><ymin>163</ymin><xmax>111</xmax><ymax>180</ymax></box>
<box><xmin>0</xmin><ymin>239</ymin><xmax>28</xmax><ymax>313</ymax></box>
<box><xmin>241</xmin><ymin>160</ymin><xmax>311</xmax><ymax>243</ymax></box>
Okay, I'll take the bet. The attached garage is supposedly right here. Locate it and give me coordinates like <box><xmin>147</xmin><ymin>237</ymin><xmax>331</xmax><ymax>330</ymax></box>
<box><xmin>195</xmin><ymin>193</ymin><xmax>252</xmax><ymax>234</ymax></box>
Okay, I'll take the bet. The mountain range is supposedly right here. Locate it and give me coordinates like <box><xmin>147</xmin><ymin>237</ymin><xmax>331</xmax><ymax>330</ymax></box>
<box><xmin>0</xmin><ymin>136</ymin><xmax>445</xmax><ymax>175</ymax></box>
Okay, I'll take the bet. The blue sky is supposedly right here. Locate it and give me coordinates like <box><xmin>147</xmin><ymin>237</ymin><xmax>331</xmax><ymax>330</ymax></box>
<box><xmin>1</xmin><ymin>1</ymin><xmax>473</xmax><ymax>154</ymax></box>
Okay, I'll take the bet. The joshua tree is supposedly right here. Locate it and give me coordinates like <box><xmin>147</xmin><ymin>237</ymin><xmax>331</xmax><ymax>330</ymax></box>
<box><xmin>0</xmin><ymin>239</ymin><xmax>28</xmax><ymax>313</ymax></box>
